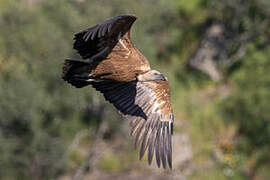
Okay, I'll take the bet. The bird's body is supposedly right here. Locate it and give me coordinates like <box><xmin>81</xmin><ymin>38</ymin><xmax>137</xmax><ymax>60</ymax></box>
<box><xmin>62</xmin><ymin>14</ymin><xmax>174</xmax><ymax>168</ymax></box>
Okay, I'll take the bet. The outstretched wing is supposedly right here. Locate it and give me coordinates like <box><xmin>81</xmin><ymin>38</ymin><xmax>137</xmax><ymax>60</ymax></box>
<box><xmin>91</xmin><ymin>80</ymin><xmax>174</xmax><ymax>168</ymax></box>
<box><xmin>73</xmin><ymin>14</ymin><xmax>150</xmax><ymax>72</ymax></box>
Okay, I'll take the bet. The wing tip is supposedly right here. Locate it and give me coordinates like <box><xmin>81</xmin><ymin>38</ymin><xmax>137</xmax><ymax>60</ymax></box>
<box><xmin>133</xmin><ymin>119</ymin><xmax>173</xmax><ymax>169</ymax></box>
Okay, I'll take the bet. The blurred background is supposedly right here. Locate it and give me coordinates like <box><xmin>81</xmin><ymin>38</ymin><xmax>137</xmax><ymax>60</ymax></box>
<box><xmin>0</xmin><ymin>0</ymin><xmax>269</xmax><ymax>179</ymax></box>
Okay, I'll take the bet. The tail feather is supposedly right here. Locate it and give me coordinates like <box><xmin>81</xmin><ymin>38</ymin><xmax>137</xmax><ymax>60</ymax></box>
<box><xmin>62</xmin><ymin>59</ymin><xmax>92</xmax><ymax>88</ymax></box>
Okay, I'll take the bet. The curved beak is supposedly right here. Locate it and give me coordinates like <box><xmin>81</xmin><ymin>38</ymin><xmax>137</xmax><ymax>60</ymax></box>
<box><xmin>156</xmin><ymin>74</ymin><xmax>168</xmax><ymax>81</ymax></box>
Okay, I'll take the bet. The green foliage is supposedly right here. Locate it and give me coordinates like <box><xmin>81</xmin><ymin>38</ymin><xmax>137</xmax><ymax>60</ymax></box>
<box><xmin>99</xmin><ymin>152</ymin><xmax>123</xmax><ymax>172</ymax></box>
<box><xmin>0</xmin><ymin>0</ymin><xmax>270</xmax><ymax>179</ymax></box>
<box><xmin>221</xmin><ymin>43</ymin><xmax>270</xmax><ymax>176</ymax></box>
<box><xmin>0</xmin><ymin>0</ymin><xmax>180</xmax><ymax>179</ymax></box>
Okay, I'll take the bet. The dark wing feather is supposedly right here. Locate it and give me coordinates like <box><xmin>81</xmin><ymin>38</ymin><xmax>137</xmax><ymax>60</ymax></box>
<box><xmin>73</xmin><ymin>14</ymin><xmax>137</xmax><ymax>60</ymax></box>
<box><xmin>91</xmin><ymin>80</ymin><xmax>147</xmax><ymax>119</ymax></box>
<box><xmin>91</xmin><ymin>79</ymin><xmax>173</xmax><ymax>169</ymax></box>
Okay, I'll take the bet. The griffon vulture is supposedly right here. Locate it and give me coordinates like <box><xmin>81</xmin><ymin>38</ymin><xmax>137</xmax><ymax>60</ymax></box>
<box><xmin>62</xmin><ymin>14</ymin><xmax>174</xmax><ymax>169</ymax></box>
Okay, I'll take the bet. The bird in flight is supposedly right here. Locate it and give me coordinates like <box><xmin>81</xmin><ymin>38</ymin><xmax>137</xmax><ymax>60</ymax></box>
<box><xmin>62</xmin><ymin>14</ymin><xmax>174</xmax><ymax>169</ymax></box>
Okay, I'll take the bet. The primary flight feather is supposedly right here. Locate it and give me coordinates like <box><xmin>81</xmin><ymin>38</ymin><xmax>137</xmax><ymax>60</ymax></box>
<box><xmin>62</xmin><ymin>14</ymin><xmax>174</xmax><ymax>168</ymax></box>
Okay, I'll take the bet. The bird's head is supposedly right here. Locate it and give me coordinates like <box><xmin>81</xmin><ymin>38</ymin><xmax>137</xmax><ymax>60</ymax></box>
<box><xmin>137</xmin><ymin>70</ymin><xmax>168</xmax><ymax>82</ymax></box>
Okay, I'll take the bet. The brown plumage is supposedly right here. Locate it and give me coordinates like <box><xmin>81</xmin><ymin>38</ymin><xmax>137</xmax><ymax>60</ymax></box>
<box><xmin>62</xmin><ymin>14</ymin><xmax>174</xmax><ymax>168</ymax></box>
